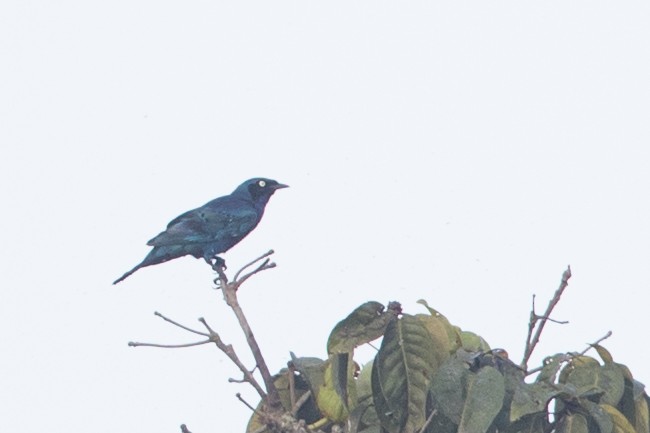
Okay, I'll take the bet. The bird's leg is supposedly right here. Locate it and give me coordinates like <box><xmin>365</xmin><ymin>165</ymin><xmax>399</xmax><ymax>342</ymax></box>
<box><xmin>211</xmin><ymin>256</ymin><xmax>227</xmax><ymax>271</ymax></box>
<box><xmin>208</xmin><ymin>255</ymin><xmax>228</xmax><ymax>287</ymax></box>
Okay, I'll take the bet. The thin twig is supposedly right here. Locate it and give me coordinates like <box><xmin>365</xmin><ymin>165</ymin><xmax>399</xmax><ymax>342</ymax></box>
<box><xmin>292</xmin><ymin>391</ymin><xmax>312</xmax><ymax>416</ymax></box>
<box><xmin>154</xmin><ymin>311</ymin><xmax>209</xmax><ymax>337</ymax></box>
<box><xmin>128</xmin><ymin>340</ymin><xmax>211</xmax><ymax>348</ymax></box>
<box><xmin>579</xmin><ymin>330</ymin><xmax>613</xmax><ymax>355</ymax></box>
<box><xmin>236</xmin><ymin>392</ymin><xmax>258</xmax><ymax>412</ymax></box>
<box><xmin>198</xmin><ymin>317</ymin><xmax>267</xmax><ymax>400</ymax></box>
<box><xmin>520</xmin><ymin>266</ymin><xmax>572</xmax><ymax>371</ymax></box>
<box><xmin>234</xmin><ymin>250</ymin><xmax>275</xmax><ymax>282</ymax></box>
<box><xmin>288</xmin><ymin>365</ymin><xmax>297</xmax><ymax>410</ymax></box>
<box><xmin>418</xmin><ymin>409</ymin><xmax>438</xmax><ymax>433</ymax></box>
<box><xmin>213</xmin><ymin>257</ymin><xmax>283</xmax><ymax>411</ymax></box>
<box><xmin>523</xmin><ymin>295</ymin><xmax>537</xmax><ymax>364</ymax></box>
<box><xmin>525</xmin><ymin>331</ymin><xmax>613</xmax><ymax>376</ymax></box>
<box><xmin>538</xmin><ymin>316</ymin><xmax>569</xmax><ymax>325</ymax></box>
<box><xmin>235</xmin><ymin>260</ymin><xmax>276</xmax><ymax>289</ymax></box>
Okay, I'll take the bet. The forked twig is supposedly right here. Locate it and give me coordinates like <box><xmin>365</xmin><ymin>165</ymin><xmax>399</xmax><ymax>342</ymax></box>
<box><xmin>525</xmin><ymin>330</ymin><xmax>613</xmax><ymax>376</ymax></box>
<box><xmin>520</xmin><ymin>266</ymin><xmax>572</xmax><ymax>371</ymax></box>
<box><xmin>212</xmin><ymin>252</ymin><xmax>282</xmax><ymax>411</ymax></box>
<box><xmin>127</xmin><ymin>311</ymin><xmax>267</xmax><ymax>399</ymax></box>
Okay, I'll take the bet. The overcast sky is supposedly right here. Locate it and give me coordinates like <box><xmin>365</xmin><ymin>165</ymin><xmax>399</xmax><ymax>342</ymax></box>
<box><xmin>2</xmin><ymin>1</ymin><xmax>649</xmax><ymax>432</ymax></box>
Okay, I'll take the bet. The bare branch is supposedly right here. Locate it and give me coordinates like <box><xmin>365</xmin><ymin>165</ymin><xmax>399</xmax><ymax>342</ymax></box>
<box><xmin>237</xmin><ymin>260</ymin><xmax>276</xmax><ymax>288</ymax></box>
<box><xmin>288</xmin><ymin>365</ymin><xmax>297</xmax><ymax>410</ymax></box>
<box><xmin>212</xmin><ymin>254</ymin><xmax>283</xmax><ymax>411</ymax></box>
<box><xmin>525</xmin><ymin>330</ymin><xmax>613</xmax><ymax>376</ymax></box>
<box><xmin>520</xmin><ymin>266</ymin><xmax>572</xmax><ymax>371</ymax></box>
<box><xmin>579</xmin><ymin>330</ymin><xmax>613</xmax><ymax>355</ymax></box>
<box><xmin>128</xmin><ymin>340</ymin><xmax>211</xmax><ymax>349</ymax></box>
<box><xmin>236</xmin><ymin>392</ymin><xmax>258</xmax><ymax>412</ymax></box>
<box><xmin>292</xmin><ymin>391</ymin><xmax>312</xmax><ymax>417</ymax></box>
<box><xmin>154</xmin><ymin>311</ymin><xmax>210</xmax><ymax>337</ymax></box>
<box><xmin>198</xmin><ymin>317</ymin><xmax>267</xmax><ymax>400</ymax></box>
<box><xmin>418</xmin><ymin>409</ymin><xmax>438</xmax><ymax>433</ymax></box>
<box><xmin>234</xmin><ymin>249</ymin><xmax>275</xmax><ymax>282</ymax></box>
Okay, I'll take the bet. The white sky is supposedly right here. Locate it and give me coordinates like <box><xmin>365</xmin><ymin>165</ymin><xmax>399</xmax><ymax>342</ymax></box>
<box><xmin>2</xmin><ymin>1</ymin><xmax>649</xmax><ymax>432</ymax></box>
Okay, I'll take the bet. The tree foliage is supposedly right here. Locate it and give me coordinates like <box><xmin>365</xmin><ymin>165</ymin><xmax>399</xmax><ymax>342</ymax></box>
<box><xmin>248</xmin><ymin>300</ymin><xmax>649</xmax><ymax>433</ymax></box>
<box><xmin>129</xmin><ymin>255</ymin><xmax>648</xmax><ymax>433</ymax></box>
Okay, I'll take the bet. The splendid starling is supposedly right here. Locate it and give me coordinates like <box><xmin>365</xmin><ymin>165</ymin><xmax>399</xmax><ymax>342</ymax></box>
<box><xmin>113</xmin><ymin>178</ymin><xmax>287</xmax><ymax>284</ymax></box>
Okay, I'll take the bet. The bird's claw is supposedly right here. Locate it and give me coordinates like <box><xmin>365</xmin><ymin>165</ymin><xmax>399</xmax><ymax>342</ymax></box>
<box><xmin>211</xmin><ymin>256</ymin><xmax>227</xmax><ymax>271</ymax></box>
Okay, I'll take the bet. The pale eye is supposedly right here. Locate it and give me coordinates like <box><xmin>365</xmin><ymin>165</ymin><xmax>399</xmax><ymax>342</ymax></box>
<box><xmin>258</xmin><ymin>180</ymin><xmax>266</xmax><ymax>187</ymax></box>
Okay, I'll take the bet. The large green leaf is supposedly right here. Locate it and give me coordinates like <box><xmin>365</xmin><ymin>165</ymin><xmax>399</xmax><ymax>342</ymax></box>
<box><xmin>316</xmin><ymin>354</ymin><xmax>357</xmax><ymax>422</ymax></box>
<box><xmin>415</xmin><ymin>313</ymin><xmax>456</xmax><ymax>371</ymax></box>
<box><xmin>560</xmin><ymin>355</ymin><xmax>625</xmax><ymax>406</ymax></box>
<box><xmin>599</xmin><ymin>363</ymin><xmax>626</xmax><ymax>406</ymax></box>
<box><xmin>458</xmin><ymin>365</ymin><xmax>505</xmax><ymax>433</ymax></box>
<box><xmin>430</xmin><ymin>354</ymin><xmax>471</xmax><ymax>423</ymax></box>
<box><xmin>417</xmin><ymin>300</ymin><xmax>462</xmax><ymax>350</ymax></box>
<box><xmin>561</xmin><ymin>356</ymin><xmax>606</xmax><ymax>399</ymax></box>
<box><xmin>372</xmin><ymin>314</ymin><xmax>437</xmax><ymax>433</ymax></box>
<box><xmin>327</xmin><ymin>301</ymin><xmax>392</xmax><ymax>354</ymax></box>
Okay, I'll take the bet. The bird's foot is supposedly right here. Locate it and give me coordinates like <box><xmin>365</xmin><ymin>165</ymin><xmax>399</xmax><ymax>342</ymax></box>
<box><xmin>211</xmin><ymin>256</ymin><xmax>227</xmax><ymax>271</ymax></box>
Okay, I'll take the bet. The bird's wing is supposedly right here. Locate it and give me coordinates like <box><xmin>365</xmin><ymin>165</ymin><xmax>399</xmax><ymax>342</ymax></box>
<box><xmin>147</xmin><ymin>199</ymin><xmax>259</xmax><ymax>247</ymax></box>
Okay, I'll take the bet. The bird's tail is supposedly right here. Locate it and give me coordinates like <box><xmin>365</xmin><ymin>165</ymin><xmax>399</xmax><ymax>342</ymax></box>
<box><xmin>113</xmin><ymin>245</ymin><xmax>188</xmax><ymax>284</ymax></box>
<box><xmin>113</xmin><ymin>263</ymin><xmax>145</xmax><ymax>285</ymax></box>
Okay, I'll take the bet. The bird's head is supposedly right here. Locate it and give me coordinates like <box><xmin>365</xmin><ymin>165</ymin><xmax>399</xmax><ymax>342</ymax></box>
<box><xmin>233</xmin><ymin>178</ymin><xmax>289</xmax><ymax>205</ymax></box>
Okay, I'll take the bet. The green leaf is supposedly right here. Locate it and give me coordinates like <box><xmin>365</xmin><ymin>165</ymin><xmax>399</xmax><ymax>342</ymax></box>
<box><xmin>635</xmin><ymin>394</ymin><xmax>649</xmax><ymax>433</ymax></box>
<box><xmin>316</xmin><ymin>355</ymin><xmax>357</xmax><ymax>422</ymax></box>
<box><xmin>357</xmin><ymin>360</ymin><xmax>374</xmax><ymax>403</ymax></box>
<box><xmin>347</xmin><ymin>400</ymin><xmax>376</xmax><ymax>433</ymax></box>
<box><xmin>594</xmin><ymin>344</ymin><xmax>615</xmax><ymax>364</ymax></box>
<box><xmin>372</xmin><ymin>359</ymin><xmax>400</xmax><ymax>433</ymax></box>
<box><xmin>556</xmin><ymin>413</ymin><xmax>589</xmax><ymax>433</ymax></box>
<box><xmin>430</xmin><ymin>354</ymin><xmax>471</xmax><ymax>423</ymax></box>
<box><xmin>289</xmin><ymin>353</ymin><xmax>327</xmax><ymax>401</ymax></box>
<box><xmin>415</xmin><ymin>313</ymin><xmax>456</xmax><ymax>371</ymax></box>
<box><xmin>601</xmin><ymin>404</ymin><xmax>636</xmax><ymax>433</ymax></box>
<box><xmin>508</xmin><ymin>413</ymin><xmax>547</xmax><ymax>433</ymax></box>
<box><xmin>599</xmin><ymin>363</ymin><xmax>625</xmax><ymax>406</ymax></box>
<box><xmin>417</xmin><ymin>300</ymin><xmax>462</xmax><ymax>349</ymax></box>
<box><xmin>332</xmin><ymin>353</ymin><xmax>352</xmax><ymax>409</ymax></box>
<box><xmin>458</xmin><ymin>329</ymin><xmax>491</xmax><ymax>352</ymax></box>
<box><xmin>327</xmin><ymin>301</ymin><xmax>391</xmax><ymax>354</ymax></box>
<box><xmin>510</xmin><ymin>381</ymin><xmax>565</xmax><ymax>422</ymax></box>
<box><xmin>458</xmin><ymin>366</ymin><xmax>505</xmax><ymax>433</ymax></box>
<box><xmin>560</xmin><ymin>355</ymin><xmax>625</xmax><ymax>406</ymax></box>
<box><xmin>372</xmin><ymin>314</ymin><xmax>437</xmax><ymax>433</ymax></box>
<box><xmin>581</xmin><ymin>398</ymin><xmax>614</xmax><ymax>433</ymax></box>
<box><xmin>561</xmin><ymin>356</ymin><xmax>605</xmax><ymax>398</ymax></box>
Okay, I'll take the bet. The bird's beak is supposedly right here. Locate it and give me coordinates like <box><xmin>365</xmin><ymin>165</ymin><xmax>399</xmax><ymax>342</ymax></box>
<box><xmin>273</xmin><ymin>183</ymin><xmax>289</xmax><ymax>190</ymax></box>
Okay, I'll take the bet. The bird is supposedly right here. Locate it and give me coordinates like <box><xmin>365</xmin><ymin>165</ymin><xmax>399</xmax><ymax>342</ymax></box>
<box><xmin>113</xmin><ymin>178</ymin><xmax>288</xmax><ymax>284</ymax></box>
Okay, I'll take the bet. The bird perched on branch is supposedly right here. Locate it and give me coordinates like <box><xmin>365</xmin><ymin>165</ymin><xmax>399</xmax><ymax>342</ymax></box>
<box><xmin>113</xmin><ymin>178</ymin><xmax>288</xmax><ymax>284</ymax></box>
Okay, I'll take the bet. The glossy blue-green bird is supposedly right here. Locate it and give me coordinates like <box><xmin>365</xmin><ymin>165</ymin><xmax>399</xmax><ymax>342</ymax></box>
<box><xmin>113</xmin><ymin>178</ymin><xmax>288</xmax><ymax>284</ymax></box>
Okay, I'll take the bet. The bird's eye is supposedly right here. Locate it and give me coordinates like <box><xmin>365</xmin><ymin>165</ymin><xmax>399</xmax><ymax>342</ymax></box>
<box><xmin>258</xmin><ymin>180</ymin><xmax>266</xmax><ymax>187</ymax></box>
